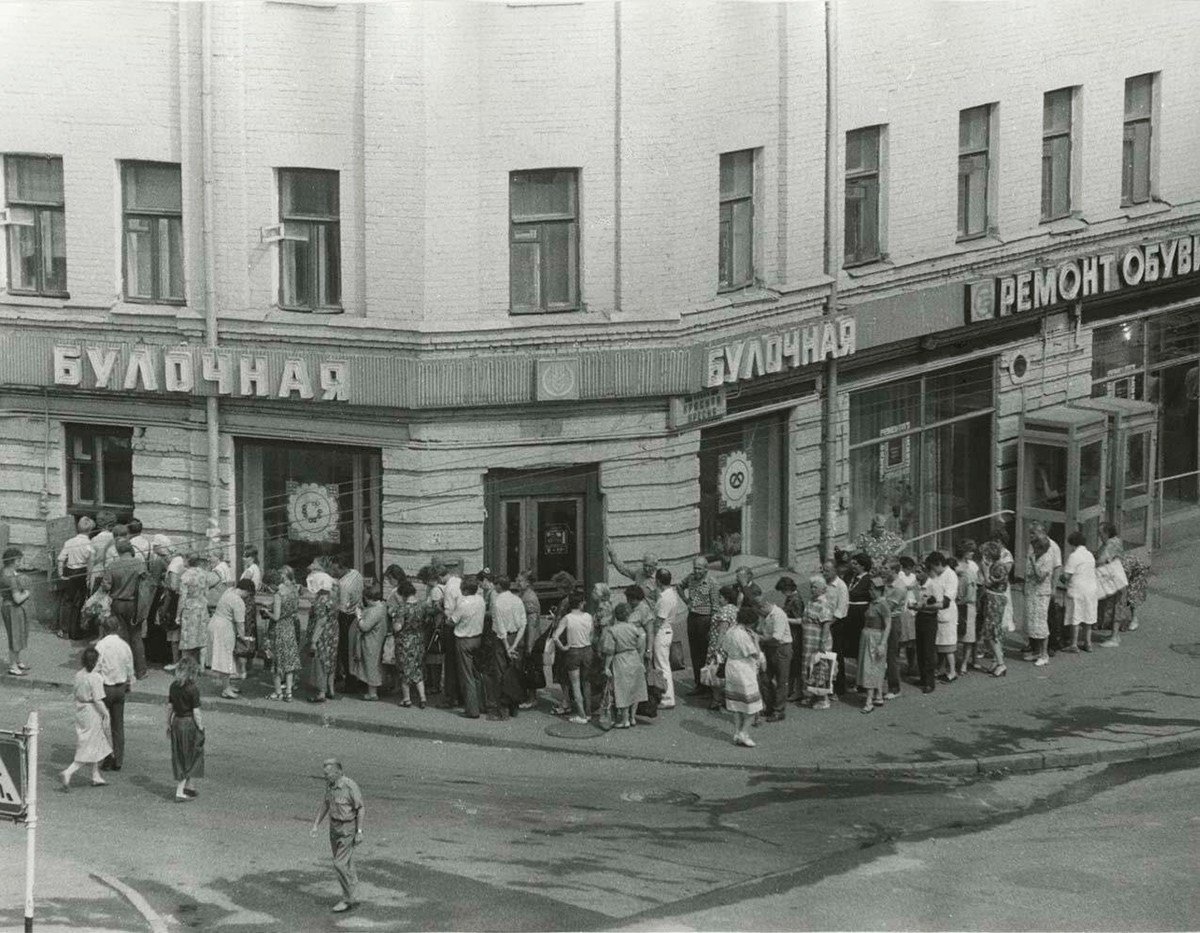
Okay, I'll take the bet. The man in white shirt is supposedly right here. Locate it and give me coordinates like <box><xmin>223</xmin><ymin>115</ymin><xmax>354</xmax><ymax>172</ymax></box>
<box><xmin>57</xmin><ymin>515</ymin><xmax>95</xmax><ymax>639</ymax></box>
<box><xmin>485</xmin><ymin>576</ymin><xmax>527</xmax><ymax>720</ymax></box>
<box><xmin>914</xmin><ymin>553</ymin><xmax>953</xmax><ymax>693</ymax></box>
<box><xmin>652</xmin><ymin>568</ymin><xmax>680</xmax><ymax>709</ymax></box>
<box><xmin>95</xmin><ymin>615</ymin><xmax>136</xmax><ymax>771</ymax></box>
<box><xmin>1028</xmin><ymin>521</ymin><xmax>1064</xmax><ymax>651</ymax></box>
<box><xmin>450</xmin><ymin>578</ymin><xmax>486</xmax><ymax>718</ymax></box>
<box><xmin>435</xmin><ymin>562</ymin><xmax>464</xmax><ymax>707</ymax></box>
<box><xmin>757</xmin><ymin>600</ymin><xmax>793</xmax><ymax>721</ymax></box>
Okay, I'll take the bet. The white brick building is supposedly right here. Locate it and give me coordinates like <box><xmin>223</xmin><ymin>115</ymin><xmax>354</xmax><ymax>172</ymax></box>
<box><xmin>1</xmin><ymin>0</ymin><xmax>1198</xmax><ymax>593</ymax></box>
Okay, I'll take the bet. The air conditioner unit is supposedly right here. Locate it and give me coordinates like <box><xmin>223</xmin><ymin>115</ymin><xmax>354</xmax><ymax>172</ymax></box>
<box><xmin>259</xmin><ymin>222</ymin><xmax>308</xmax><ymax>244</ymax></box>
<box><xmin>0</xmin><ymin>207</ymin><xmax>35</xmax><ymax>227</ymax></box>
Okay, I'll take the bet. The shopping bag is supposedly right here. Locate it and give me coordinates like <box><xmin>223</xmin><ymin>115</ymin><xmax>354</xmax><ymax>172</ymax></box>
<box><xmin>700</xmin><ymin>662</ymin><xmax>724</xmax><ymax>688</ymax></box>
<box><xmin>381</xmin><ymin>633</ymin><xmax>396</xmax><ymax>666</ymax></box>
<box><xmin>1095</xmin><ymin>560</ymin><xmax>1129</xmax><ymax>598</ymax></box>
<box><xmin>668</xmin><ymin>640</ymin><xmax>686</xmax><ymax>672</ymax></box>
<box><xmin>805</xmin><ymin>650</ymin><xmax>838</xmax><ymax>696</ymax></box>
<box><xmin>646</xmin><ymin>665</ymin><xmax>669</xmax><ymax>693</ymax></box>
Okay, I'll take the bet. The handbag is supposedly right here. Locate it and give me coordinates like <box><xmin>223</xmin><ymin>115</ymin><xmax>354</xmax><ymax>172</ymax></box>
<box><xmin>668</xmin><ymin>640</ymin><xmax>686</xmax><ymax>672</ymax></box>
<box><xmin>381</xmin><ymin>633</ymin><xmax>396</xmax><ymax>666</ymax></box>
<box><xmin>646</xmin><ymin>665</ymin><xmax>669</xmax><ymax>693</ymax></box>
<box><xmin>234</xmin><ymin>635</ymin><xmax>256</xmax><ymax>659</ymax></box>
<box><xmin>805</xmin><ymin>650</ymin><xmax>838</xmax><ymax>696</ymax></box>
<box><xmin>699</xmin><ymin>662</ymin><xmax>724</xmax><ymax>688</ymax></box>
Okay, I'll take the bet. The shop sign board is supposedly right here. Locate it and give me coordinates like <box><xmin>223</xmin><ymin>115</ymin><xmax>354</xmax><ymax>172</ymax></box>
<box><xmin>967</xmin><ymin>233</ymin><xmax>1200</xmax><ymax>323</ymax></box>
<box><xmin>719</xmin><ymin>450</ymin><xmax>753</xmax><ymax>511</ymax></box>
<box><xmin>668</xmin><ymin>388</ymin><xmax>727</xmax><ymax>430</ymax></box>
<box><xmin>52</xmin><ymin>345</ymin><xmax>350</xmax><ymax>402</ymax></box>
<box><xmin>878</xmin><ymin>423</ymin><xmax>912</xmax><ymax>478</ymax></box>
<box><xmin>0</xmin><ymin>730</ymin><xmax>27</xmax><ymax>821</ymax></box>
<box><xmin>706</xmin><ymin>317</ymin><xmax>856</xmax><ymax>388</ymax></box>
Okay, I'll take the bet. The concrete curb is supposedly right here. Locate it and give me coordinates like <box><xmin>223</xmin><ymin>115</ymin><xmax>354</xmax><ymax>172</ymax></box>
<box><xmin>12</xmin><ymin>674</ymin><xmax>1200</xmax><ymax>778</ymax></box>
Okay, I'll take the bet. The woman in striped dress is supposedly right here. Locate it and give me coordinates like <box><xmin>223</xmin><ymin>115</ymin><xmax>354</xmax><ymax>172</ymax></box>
<box><xmin>720</xmin><ymin>605</ymin><xmax>766</xmax><ymax>748</ymax></box>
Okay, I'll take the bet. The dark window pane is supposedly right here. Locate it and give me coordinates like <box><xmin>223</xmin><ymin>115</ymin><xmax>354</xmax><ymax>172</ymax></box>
<box><xmin>6</xmin><ymin>156</ymin><xmax>63</xmax><ymax>204</ymax></box>
<box><xmin>281</xmin><ymin>169</ymin><xmax>338</xmax><ymax>219</ymax></box>
<box><xmin>958</xmin><ymin>152</ymin><xmax>988</xmax><ymax>236</ymax></box>
<box><xmin>959</xmin><ymin>106</ymin><xmax>989</xmax><ymax>152</ymax></box>
<box><xmin>719</xmin><ymin>150</ymin><xmax>753</xmax><ymax>200</ymax></box>
<box><xmin>1148</xmin><ymin>309</ymin><xmax>1200</xmax><ymax>362</ymax></box>
<box><xmin>1124</xmin><ymin>74</ymin><xmax>1153</xmax><ymax>120</ymax></box>
<box><xmin>845</xmin><ymin>176</ymin><xmax>879</xmax><ymax>263</ymax></box>
<box><xmin>6</xmin><ymin>222</ymin><xmax>37</xmax><ymax>291</ymax></box>
<box><xmin>281</xmin><ymin>227</ymin><xmax>312</xmax><ymax>308</ymax></box>
<box><xmin>161</xmin><ymin>216</ymin><xmax>184</xmax><ymax>300</ymax></box>
<box><xmin>317</xmin><ymin>222</ymin><xmax>341</xmax><ymax>306</ymax></box>
<box><xmin>540</xmin><ymin>221</ymin><xmax>576</xmax><ymax>308</ymax></box>
<box><xmin>1043</xmin><ymin>89</ymin><xmax>1072</xmax><ymax>135</ymax></box>
<box><xmin>731</xmin><ymin>199</ymin><xmax>752</xmax><ymax>285</ymax></box>
<box><xmin>925</xmin><ymin>360</ymin><xmax>994</xmax><ymax>422</ymax></box>
<box><xmin>125</xmin><ymin>217</ymin><xmax>154</xmax><ymax>299</ymax></box>
<box><xmin>42</xmin><ymin>209</ymin><xmax>67</xmax><ymax>293</ymax></box>
<box><xmin>510</xmin><ymin>237</ymin><xmax>540</xmax><ymax>309</ymax></box>
<box><xmin>1091</xmin><ymin>322</ymin><xmax>1145</xmax><ymax>381</ymax></box>
<box><xmin>123</xmin><ymin>163</ymin><xmax>181</xmax><ymax>212</ymax></box>
<box><xmin>845</xmin><ymin>127</ymin><xmax>879</xmax><ymax>172</ymax></box>
<box><xmin>510</xmin><ymin>170</ymin><xmax>575</xmax><ymax>220</ymax></box>
<box><xmin>75</xmin><ymin>462</ymin><xmax>97</xmax><ymax>504</ymax></box>
<box><xmin>1043</xmin><ymin>136</ymin><xmax>1071</xmax><ymax>218</ymax></box>
<box><xmin>850</xmin><ymin>378</ymin><xmax>920</xmax><ymax>445</ymax></box>
<box><xmin>718</xmin><ymin>203</ymin><xmax>732</xmax><ymax>287</ymax></box>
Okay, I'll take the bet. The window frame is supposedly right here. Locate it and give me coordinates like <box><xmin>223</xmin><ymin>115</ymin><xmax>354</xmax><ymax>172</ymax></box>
<box><xmin>508</xmin><ymin>168</ymin><xmax>581</xmax><ymax>314</ymax></box>
<box><xmin>3</xmin><ymin>153</ymin><xmax>68</xmax><ymax>298</ymax></box>
<box><xmin>1041</xmin><ymin>87</ymin><xmax>1076</xmax><ymax>222</ymax></box>
<box><xmin>121</xmin><ymin>161</ymin><xmax>185</xmax><ymax>305</ymax></box>
<box><xmin>1121</xmin><ymin>73</ymin><xmax>1156</xmax><ymax>207</ymax></box>
<box><xmin>844</xmin><ymin>126</ymin><xmax>883</xmax><ymax>267</ymax></box>
<box><xmin>957</xmin><ymin>104</ymin><xmax>993</xmax><ymax>240</ymax></box>
<box><xmin>277</xmin><ymin>167</ymin><xmax>342</xmax><ymax>313</ymax></box>
<box><xmin>64</xmin><ymin>425</ymin><xmax>135</xmax><ymax>520</ymax></box>
<box><xmin>718</xmin><ymin>149</ymin><xmax>756</xmax><ymax>292</ymax></box>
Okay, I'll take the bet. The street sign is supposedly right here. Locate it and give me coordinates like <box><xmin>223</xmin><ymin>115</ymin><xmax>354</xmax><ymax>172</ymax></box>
<box><xmin>0</xmin><ymin>729</ymin><xmax>28</xmax><ymax>821</ymax></box>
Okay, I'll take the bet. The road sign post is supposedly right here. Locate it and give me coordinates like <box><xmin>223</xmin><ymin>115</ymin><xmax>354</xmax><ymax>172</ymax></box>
<box><xmin>1</xmin><ymin>713</ymin><xmax>37</xmax><ymax>931</ymax></box>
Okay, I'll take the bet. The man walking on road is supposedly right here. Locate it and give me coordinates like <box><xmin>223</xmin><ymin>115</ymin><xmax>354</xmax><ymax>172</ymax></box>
<box><xmin>311</xmin><ymin>758</ymin><xmax>365</xmax><ymax>913</ymax></box>
<box><xmin>104</xmin><ymin>539</ymin><xmax>147</xmax><ymax>680</ymax></box>
<box><xmin>95</xmin><ymin>615</ymin><xmax>136</xmax><ymax>771</ymax></box>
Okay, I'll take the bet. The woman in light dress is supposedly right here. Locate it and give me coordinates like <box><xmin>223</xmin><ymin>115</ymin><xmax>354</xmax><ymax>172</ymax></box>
<box><xmin>1095</xmin><ymin>522</ymin><xmax>1130</xmax><ymax>648</ymax></box>
<box><xmin>60</xmin><ymin>646</ymin><xmax>112</xmax><ymax>789</ymax></box>
<box><xmin>209</xmin><ymin>580</ymin><xmax>252</xmax><ymax>699</ymax></box>
<box><xmin>720</xmin><ymin>605</ymin><xmax>766</xmax><ymax>748</ymax></box>
<box><xmin>176</xmin><ymin>554</ymin><xmax>211</xmax><ymax>663</ymax></box>
<box><xmin>1061</xmin><ymin>530</ymin><xmax>1099</xmax><ymax>652</ymax></box>
<box><xmin>600</xmin><ymin>602</ymin><xmax>648</xmax><ymax>728</ymax></box>
<box><xmin>1024</xmin><ymin>536</ymin><xmax>1055</xmax><ymax>667</ymax></box>
<box><xmin>977</xmin><ymin>542</ymin><xmax>1010</xmax><ymax>677</ymax></box>
<box><xmin>352</xmin><ymin>584</ymin><xmax>387</xmax><ymax>701</ymax></box>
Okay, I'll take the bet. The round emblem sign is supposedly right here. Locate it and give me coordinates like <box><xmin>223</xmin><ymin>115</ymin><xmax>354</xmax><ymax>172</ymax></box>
<box><xmin>288</xmin><ymin>482</ymin><xmax>336</xmax><ymax>542</ymax></box>
<box><xmin>719</xmin><ymin>451</ymin><xmax>752</xmax><ymax>510</ymax></box>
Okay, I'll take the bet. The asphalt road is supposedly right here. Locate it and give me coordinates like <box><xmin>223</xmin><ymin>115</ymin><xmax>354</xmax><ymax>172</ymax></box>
<box><xmin>0</xmin><ymin>686</ymin><xmax>1197</xmax><ymax>932</ymax></box>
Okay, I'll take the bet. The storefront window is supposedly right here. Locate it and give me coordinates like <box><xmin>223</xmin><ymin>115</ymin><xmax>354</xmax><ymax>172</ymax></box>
<box><xmin>849</xmin><ymin>359</ymin><xmax>994</xmax><ymax>551</ymax></box>
<box><xmin>1148</xmin><ymin>308</ymin><xmax>1200</xmax><ymax>363</ymax></box>
<box><xmin>237</xmin><ymin>439</ymin><xmax>381</xmax><ymax>583</ymax></box>
<box><xmin>699</xmin><ymin>415</ymin><xmax>786</xmax><ymax>568</ymax></box>
<box><xmin>65</xmin><ymin>425</ymin><xmax>134</xmax><ymax>521</ymax></box>
<box><xmin>1091</xmin><ymin>321</ymin><xmax>1144</xmax><ymax>383</ymax></box>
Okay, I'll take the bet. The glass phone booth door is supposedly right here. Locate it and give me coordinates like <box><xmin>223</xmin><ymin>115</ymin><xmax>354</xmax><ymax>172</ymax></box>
<box><xmin>1073</xmin><ymin>396</ymin><xmax>1158</xmax><ymax>548</ymax></box>
<box><xmin>1016</xmin><ymin>405</ymin><xmax>1109</xmax><ymax>569</ymax></box>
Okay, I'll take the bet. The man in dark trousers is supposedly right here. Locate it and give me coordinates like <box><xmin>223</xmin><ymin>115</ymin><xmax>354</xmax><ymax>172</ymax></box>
<box><xmin>311</xmin><ymin>758</ymin><xmax>365</xmax><ymax>913</ymax></box>
<box><xmin>838</xmin><ymin>553</ymin><xmax>873</xmax><ymax>695</ymax></box>
<box><xmin>94</xmin><ymin>615</ymin><xmax>135</xmax><ymax>770</ymax></box>
<box><xmin>679</xmin><ymin>556</ymin><xmax>719</xmax><ymax>696</ymax></box>
<box><xmin>104</xmin><ymin>540</ymin><xmax>147</xmax><ymax>680</ymax></box>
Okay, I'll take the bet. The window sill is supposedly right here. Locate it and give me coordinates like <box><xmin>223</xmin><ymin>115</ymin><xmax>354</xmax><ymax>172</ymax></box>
<box><xmin>508</xmin><ymin>306</ymin><xmax>583</xmax><ymax>316</ymax></box>
<box><xmin>1120</xmin><ymin>200</ymin><xmax>1172</xmax><ymax>220</ymax></box>
<box><xmin>1</xmin><ymin>292</ymin><xmax>69</xmax><ymax>308</ymax></box>
<box><xmin>697</xmin><ymin>286</ymin><xmax>780</xmax><ymax>313</ymax></box>
<box><xmin>954</xmin><ymin>234</ymin><xmax>1004</xmax><ymax>253</ymax></box>
<box><xmin>276</xmin><ymin>305</ymin><xmax>345</xmax><ymax>315</ymax></box>
<box><xmin>842</xmin><ymin>258</ymin><xmax>893</xmax><ymax>278</ymax></box>
<box><xmin>1040</xmin><ymin>216</ymin><xmax>1090</xmax><ymax>236</ymax></box>
<box><xmin>111</xmin><ymin>301</ymin><xmax>186</xmax><ymax>317</ymax></box>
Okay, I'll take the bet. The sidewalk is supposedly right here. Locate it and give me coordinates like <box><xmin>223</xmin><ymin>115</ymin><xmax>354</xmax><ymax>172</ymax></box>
<box><xmin>8</xmin><ymin>542</ymin><xmax>1200</xmax><ymax>777</ymax></box>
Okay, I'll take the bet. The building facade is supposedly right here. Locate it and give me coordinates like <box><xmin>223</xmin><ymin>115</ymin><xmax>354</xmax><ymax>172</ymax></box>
<box><xmin>1</xmin><ymin>0</ymin><xmax>1198</xmax><ymax>592</ymax></box>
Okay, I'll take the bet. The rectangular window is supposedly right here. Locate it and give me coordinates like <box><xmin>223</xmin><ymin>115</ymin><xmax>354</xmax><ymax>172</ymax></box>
<box><xmin>122</xmin><ymin>162</ymin><xmax>183</xmax><ymax>303</ymax></box>
<box><xmin>236</xmin><ymin>439</ymin><xmax>382</xmax><ymax>583</ymax></box>
<box><xmin>509</xmin><ymin>169</ymin><xmax>579</xmax><ymax>313</ymax></box>
<box><xmin>1042</xmin><ymin>88</ymin><xmax>1074</xmax><ymax>220</ymax></box>
<box><xmin>718</xmin><ymin>149</ymin><xmax>754</xmax><ymax>290</ymax></box>
<box><xmin>844</xmin><ymin>126</ymin><xmax>882</xmax><ymax>266</ymax></box>
<box><xmin>1122</xmin><ymin>73</ymin><xmax>1155</xmax><ymax>206</ymax></box>
<box><xmin>278</xmin><ymin>168</ymin><xmax>341</xmax><ymax>311</ymax></box>
<box><xmin>65</xmin><ymin>426</ymin><xmax>134</xmax><ymax>520</ymax></box>
<box><xmin>3</xmin><ymin>155</ymin><xmax>67</xmax><ymax>296</ymax></box>
<box><xmin>958</xmin><ymin>105</ymin><xmax>992</xmax><ymax>239</ymax></box>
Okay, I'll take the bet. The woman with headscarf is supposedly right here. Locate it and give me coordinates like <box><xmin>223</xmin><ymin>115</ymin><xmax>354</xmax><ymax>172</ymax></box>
<box><xmin>386</xmin><ymin>566</ymin><xmax>426</xmax><ymax>708</ymax></box>
<box><xmin>209</xmin><ymin>579</ymin><xmax>253</xmax><ymax>699</ymax></box>
<box><xmin>60</xmin><ymin>646</ymin><xmax>112</xmax><ymax>789</ymax></box>
<box><xmin>720</xmin><ymin>605</ymin><xmax>766</xmax><ymax>747</ymax></box>
<box><xmin>1023</xmin><ymin>536</ymin><xmax>1054</xmax><ymax>667</ymax></box>
<box><xmin>704</xmin><ymin>584</ymin><xmax>739</xmax><ymax>711</ymax></box>
<box><xmin>353</xmin><ymin>584</ymin><xmax>387</xmax><ymax>701</ymax></box>
<box><xmin>977</xmin><ymin>541</ymin><xmax>1009</xmax><ymax>677</ymax></box>
<box><xmin>265</xmin><ymin>566</ymin><xmax>303</xmax><ymax>702</ymax></box>
<box><xmin>305</xmin><ymin>569</ymin><xmax>338</xmax><ymax>702</ymax></box>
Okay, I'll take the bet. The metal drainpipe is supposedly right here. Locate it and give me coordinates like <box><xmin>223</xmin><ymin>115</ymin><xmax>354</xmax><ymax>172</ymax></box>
<box><xmin>820</xmin><ymin>0</ymin><xmax>840</xmax><ymax>563</ymax></box>
<box><xmin>200</xmin><ymin>4</ymin><xmax>221</xmax><ymax>538</ymax></box>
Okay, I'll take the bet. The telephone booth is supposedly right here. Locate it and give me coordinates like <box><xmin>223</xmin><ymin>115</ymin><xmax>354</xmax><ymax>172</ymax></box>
<box><xmin>1016</xmin><ymin>405</ymin><xmax>1109</xmax><ymax>569</ymax></box>
<box><xmin>1072</xmin><ymin>396</ymin><xmax>1158</xmax><ymax>549</ymax></box>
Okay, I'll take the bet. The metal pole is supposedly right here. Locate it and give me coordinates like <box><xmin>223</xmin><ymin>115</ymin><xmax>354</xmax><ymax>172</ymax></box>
<box><xmin>201</xmin><ymin>4</ymin><xmax>221</xmax><ymax>538</ymax></box>
<box><xmin>820</xmin><ymin>0</ymin><xmax>840</xmax><ymax>563</ymax></box>
<box><xmin>23</xmin><ymin>710</ymin><xmax>38</xmax><ymax>933</ymax></box>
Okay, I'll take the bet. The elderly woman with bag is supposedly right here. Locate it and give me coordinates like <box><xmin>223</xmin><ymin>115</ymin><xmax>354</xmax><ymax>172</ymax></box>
<box><xmin>352</xmin><ymin>584</ymin><xmax>388</xmax><ymax>701</ymax></box>
<box><xmin>1095</xmin><ymin>522</ymin><xmax>1130</xmax><ymax>648</ymax></box>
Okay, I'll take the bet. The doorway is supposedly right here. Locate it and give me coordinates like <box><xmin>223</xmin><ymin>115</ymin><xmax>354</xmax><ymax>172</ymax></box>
<box><xmin>485</xmin><ymin>464</ymin><xmax>604</xmax><ymax>607</ymax></box>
